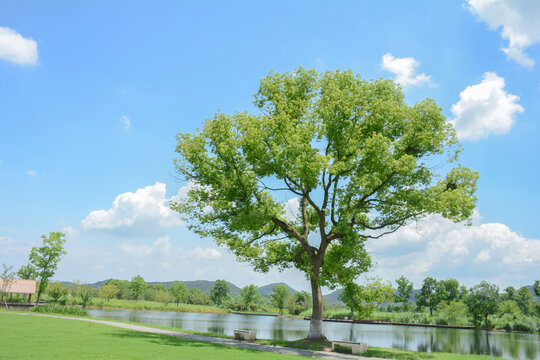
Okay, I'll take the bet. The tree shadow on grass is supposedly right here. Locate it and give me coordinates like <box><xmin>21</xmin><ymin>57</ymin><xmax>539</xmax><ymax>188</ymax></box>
<box><xmin>109</xmin><ymin>330</ymin><xmax>264</xmax><ymax>355</ymax></box>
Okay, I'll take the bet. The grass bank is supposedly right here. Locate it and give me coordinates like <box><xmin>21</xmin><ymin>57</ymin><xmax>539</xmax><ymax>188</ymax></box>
<box><xmin>0</xmin><ymin>312</ymin><xmax>299</xmax><ymax>360</ymax></box>
<box><xmin>0</xmin><ymin>311</ymin><xmax>500</xmax><ymax>360</ymax></box>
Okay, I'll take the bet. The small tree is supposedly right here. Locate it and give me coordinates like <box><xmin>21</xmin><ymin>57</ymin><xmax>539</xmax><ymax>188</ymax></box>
<box><xmin>210</xmin><ymin>280</ymin><xmax>230</xmax><ymax>306</ymax></box>
<box><xmin>439</xmin><ymin>278</ymin><xmax>460</xmax><ymax>304</ymax></box>
<box><xmin>47</xmin><ymin>282</ymin><xmax>69</xmax><ymax>303</ymax></box>
<box><xmin>270</xmin><ymin>284</ymin><xmax>290</xmax><ymax>315</ymax></box>
<box><xmin>533</xmin><ymin>280</ymin><xmax>540</xmax><ymax>297</ymax></box>
<box><xmin>100</xmin><ymin>284</ymin><xmax>119</xmax><ymax>301</ymax></box>
<box><xmin>287</xmin><ymin>291</ymin><xmax>312</xmax><ymax>315</ymax></box>
<box><xmin>339</xmin><ymin>278</ymin><xmax>394</xmax><ymax>319</ymax></box>
<box><xmin>17</xmin><ymin>264</ymin><xmax>36</xmax><ymax>280</ymax></box>
<box><xmin>514</xmin><ymin>286</ymin><xmax>533</xmax><ymax>315</ymax></box>
<box><xmin>25</xmin><ymin>232</ymin><xmax>67</xmax><ymax>303</ymax></box>
<box><xmin>417</xmin><ymin>277</ymin><xmax>442</xmax><ymax>316</ymax></box>
<box><xmin>1</xmin><ymin>264</ymin><xmax>16</xmax><ymax>306</ymax></box>
<box><xmin>465</xmin><ymin>281</ymin><xmax>499</xmax><ymax>329</ymax></box>
<box><xmin>502</xmin><ymin>286</ymin><xmax>516</xmax><ymax>301</ymax></box>
<box><xmin>80</xmin><ymin>286</ymin><xmax>93</xmax><ymax>308</ymax></box>
<box><xmin>168</xmin><ymin>281</ymin><xmax>187</xmax><ymax>305</ymax></box>
<box><xmin>395</xmin><ymin>275</ymin><xmax>413</xmax><ymax>310</ymax></box>
<box><xmin>155</xmin><ymin>290</ymin><xmax>174</xmax><ymax>306</ymax></box>
<box><xmin>129</xmin><ymin>275</ymin><xmax>147</xmax><ymax>301</ymax></box>
<box><xmin>185</xmin><ymin>288</ymin><xmax>211</xmax><ymax>305</ymax></box>
<box><xmin>241</xmin><ymin>284</ymin><xmax>262</xmax><ymax>311</ymax></box>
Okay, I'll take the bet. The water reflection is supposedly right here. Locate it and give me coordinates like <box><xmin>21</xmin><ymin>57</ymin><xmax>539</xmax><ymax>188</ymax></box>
<box><xmin>88</xmin><ymin>309</ymin><xmax>540</xmax><ymax>360</ymax></box>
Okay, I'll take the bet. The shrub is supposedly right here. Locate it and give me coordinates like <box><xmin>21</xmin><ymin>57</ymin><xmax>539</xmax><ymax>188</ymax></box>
<box><xmin>32</xmin><ymin>304</ymin><xmax>88</xmax><ymax>316</ymax></box>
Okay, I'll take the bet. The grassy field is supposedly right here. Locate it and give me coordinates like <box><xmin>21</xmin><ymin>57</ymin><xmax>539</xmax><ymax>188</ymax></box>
<box><xmin>0</xmin><ymin>311</ymin><xmax>501</xmax><ymax>360</ymax></box>
<box><xmin>0</xmin><ymin>312</ymin><xmax>298</xmax><ymax>360</ymax></box>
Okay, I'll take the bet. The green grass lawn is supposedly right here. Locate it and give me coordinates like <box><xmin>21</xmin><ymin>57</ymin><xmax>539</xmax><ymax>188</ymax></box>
<box><xmin>0</xmin><ymin>311</ymin><xmax>501</xmax><ymax>360</ymax></box>
<box><xmin>0</xmin><ymin>313</ymin><xmax>299</xmax><ymax>360</ymax></box>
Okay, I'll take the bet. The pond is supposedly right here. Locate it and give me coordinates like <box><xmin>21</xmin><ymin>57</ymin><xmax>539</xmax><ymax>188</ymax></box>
<box><xmin>88</xmin><ymin>308</ymin><xmax>540</xmax><ymax>360</ymax></box>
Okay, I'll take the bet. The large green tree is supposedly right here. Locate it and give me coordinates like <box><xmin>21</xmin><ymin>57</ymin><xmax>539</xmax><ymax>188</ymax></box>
<box><xmin>129</xmin><ymin>275</ymin><xmax>147</xmax><ymax>301</ymax></box>
<box><xmin>24</xmin><ymin>232</ymin><xmax>67</xmax><ymax>303</ymax></box>
<box><xmin>210</xmin><ymin>279</ymin><xmax>230</xmax><ymax>306</ymax></box>
<box><xmin>465</xmin><ymin>281</ymin><xmax>499</xmax><ymax>329</ymax></box>
<box><xmin>172</xmin><ymin>68</ymin><xmax>478</xmax><ymax>339</ymax></box>
<box><xmin>270</xmin><ymin>284</ymin><xmax>290</xmax><ymax>315</ymax></box>
<box><xmin>168</xmin><ymin>281</ymin><xmax>188</xmax><ymax>305</ymax></box>
<box><xmin>395</xmin><ymin>275</ymin><xmax>413</xmax><ymax>310</ymax></box>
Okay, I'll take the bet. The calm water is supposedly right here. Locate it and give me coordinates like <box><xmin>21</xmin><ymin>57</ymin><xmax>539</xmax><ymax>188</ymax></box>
<box><xmin>88</xmin><ymin>308</ymin><xmax>540</xmax><ymax>360</ymax></box>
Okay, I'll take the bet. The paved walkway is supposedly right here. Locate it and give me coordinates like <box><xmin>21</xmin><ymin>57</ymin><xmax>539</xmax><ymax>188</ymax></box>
<box><xmin>6</xmin><ymin>312</ymin><xmax>386</xmax><ymax>359</ymax></box>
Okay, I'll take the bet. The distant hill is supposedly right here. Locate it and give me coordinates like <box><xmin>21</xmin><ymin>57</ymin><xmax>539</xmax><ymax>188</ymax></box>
<box><xmin>257</xmin><ymin>283</ymin><xmax>297</xmax><ymax>298</ymax></box>
<box><xmin>59</xmin><ymin>279</ymin><xmax>540</xmax><ymax>303</ymax></box>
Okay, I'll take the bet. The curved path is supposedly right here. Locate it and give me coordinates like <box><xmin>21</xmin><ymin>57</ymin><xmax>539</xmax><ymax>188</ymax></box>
<box><xmin>6</xmin><ymin>312</ymin><xmax>386</xmax><ymax>359</ymax></box>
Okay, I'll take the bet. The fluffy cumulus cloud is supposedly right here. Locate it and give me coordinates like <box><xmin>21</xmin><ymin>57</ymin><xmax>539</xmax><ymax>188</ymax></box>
<box><xmin>0</xmin><ymin>27</ymin><xmax>38</xmax><ymax>65</ymax></box>
<box><xmin>367</xmin><ymin>211</ymin><xmax>540</xmax><ymax>287</ymax></box>
<box><xmin>381</xmin><ymin>53</ymin><xmax>432</xmax><ymax>88</ymax></box>
<box><xmin>283</xmin><ymin>197</ymin><xmax>300</xmax><ymax>222</ymax></box>
<box><xmin>449</xmin><ymin>72</ymin><xmax>523</xmax><ymax>140</ymax></box>
<box><xmin>81</xmin><ymin>182</ymin><xmax>183</xmax><ymax>236</ymax></box>
<box><xmin>467</xmin><ymin>0</ymin><xmax>540</xmax><ymax>69</ymax></box>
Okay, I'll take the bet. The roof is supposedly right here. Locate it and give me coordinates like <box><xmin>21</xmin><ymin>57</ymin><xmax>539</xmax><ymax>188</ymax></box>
<box><xmin>0</xmin><ymin>279</ymin><xmax>37</xmax><ymax>294</ymax></box>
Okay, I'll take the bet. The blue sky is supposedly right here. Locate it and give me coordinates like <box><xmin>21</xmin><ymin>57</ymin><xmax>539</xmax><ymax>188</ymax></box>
<box><xmin>1</xmin><ymin>0</ymin><xmax>539</xmax><ymax>292</ymax></box>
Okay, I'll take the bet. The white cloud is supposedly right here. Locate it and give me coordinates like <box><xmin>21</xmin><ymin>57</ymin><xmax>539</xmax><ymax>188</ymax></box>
<box><xmin>81</xmin><ymin>182</ymin><xmax>183</xmax><ymax>236</ymax></box>
<box><xmin>449</xmin><ymin>72</ymin><xmax>523</xmax><ymax>140</ymax></box>
<box><xmin>120</xmin><ymin>235</ymin><xmax>173</xmax><ymax>257</ymax></box>
<box><xmin>283</xmin><ymin>197</ymin><xmax>299</xmax><ymax>222</ymax></box>
<box><xmin>367</xmin><ymin>211</ymin><xmax>540</xmax><ymax>288</ymax></box>
<box><xmin>189</xmin><ymin>247</ymin><xmax>222</xmax><ymax>260</ymax></box>
<box><xmin>122</xmin><ymin>116</ymin><xmax>130</xmax><ymax>130</ymax></box>
<box><xmin>381</xmin><ymin>53</ymin><xmax>432</xmax><ymax>88</ymax></box>
<box><xmin>27</xmin><ymin>170</ymin><xmax>37</xmax><ymax>176</ymax></box>
<box><xmin>0</xmin><ymin>27</ymin><xmax>38</xmax><ymax>65</ymax></box>
<box><xmin>467</xmin><ymin>0</ymin><xmax>540</xmax><ymax>69</ymax></box>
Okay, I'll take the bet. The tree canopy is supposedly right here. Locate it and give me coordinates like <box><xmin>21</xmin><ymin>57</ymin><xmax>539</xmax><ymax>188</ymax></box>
<box><xmin>172</xmin><ymin>67</ymin><xmax>478</xmax><ymax>339</ymax></box>
<box><xmin>23</xmin><ymin>232</ymin><xmax>66</xmax><ymax>303</ymax></box>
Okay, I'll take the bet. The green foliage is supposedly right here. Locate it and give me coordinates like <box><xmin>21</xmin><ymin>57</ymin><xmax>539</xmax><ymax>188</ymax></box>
<box><xmin>514</xmin><ymin>286</ymin><xmax>534</xmax><ymax>315</ymax></box>
<box><xmin>47</xmin><ymin>282</ymin><xmax>69</xmax><ymax>303</ymax></box>
<box><xmin>25</xmin><ymin>232</ymin><xmax>67</xmax><ymax>302</ymax></box>
<box><xmin>154</xmin><ymin>290</ymin><xmax>174</xmax><ymax>306</ymax></box>
<box><xmin>240</xmin><ymin>284</ymin><xmax>263</xmax><ymax>311</ymax></box>
<box><xmin>465</xmin><ymin>281</ymin><xmax>499</xmax><ymax>329</ymax></box>
<box><xmin>129</xmin><ymin>275</ymin><xmax>147</xmax><ymax>301</ymax></box>
<box><xmin>416</xmin><ymin>277</ymin><xmax>442</xmax><ymax>316</ymax></box>
<box><xmin>105</xmin><ymin>279</ymin><xmax>131</xmax><ymax>299</ymax></box>
<box><xmin>270</xmin><ymin>284</ymin><xmax>290</xmax><ymax>315</ymax></box>
<box><xmin>338</xmin><ymin>278</ymin><xmax>394</xmax><ymax>319</ymax></box>
<box><xmin>0</xmin><ymin>264</ymin><xmax>16</xmax><ymax>302</ymax></box>
<box><xmin>31</xmin><ymin>304</ymin><xmax>88</xmax><ymax>316</ymax></box>
<box><xmin>438</xmin><ymin>278</ymin><xmax>460</xmax><ymax>303</ymax></box>
<box><xmin>172</xmin><ymin>67</ymin><xmax>478</xmax><ymax>338</ymax></box>
<box><xmin>439</xmin><ymin>301</ymin><xmax>468</xmax><ymax>325</ymax></box>
<box><xmin>168</xmin><ymin>281</ymin><xmax>188</xmax><ymax>305</ymax></box>
<box><xmin>16</xmin><ymin>264</ymin><xmax>36</xmax><ymax>280</ymax></box>
<box><xmin>534</xmin><ymin>280</ymin><xmax>540</xmax><ymax>297</ymax></box>
<box><xmin>502</xmin><ymin>286</ymin><xmax>515</xmax><ymax>301</ymax></box>
<box><xmin>288</xmin><ymin>291</ymin><xmax>312</xmax><ymax>315</ymax></box>
<box><xmin>100</xmin><ymin>284</ymin><xmax>119</xmax><ymax>301</ymax></box>
<box><xmin>395</xmin><ymin>275</ymin><xmax>413</xmax><ymax>309</ymax></box>
<box><xmin>210</xmin><ymin>279</ymin><xmax>230</xmax><ymax>306</ymax></box>
<box><xmin>185</xmin><ymin>288</ymin><xmax>212</xmax><ymax>305</ymax></box>
<box><xmin>80</xmin><ymin>286</ymin><xmax>94</xmax><ymax>308</ymax></box>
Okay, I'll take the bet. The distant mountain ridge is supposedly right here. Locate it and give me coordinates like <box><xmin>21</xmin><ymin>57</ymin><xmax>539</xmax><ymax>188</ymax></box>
<box><xmin>61</xmin><ymin>279</ymin><xmax>296</xmax><ymax>297</ymax></box>
<box><xmin>61</xmin><ymin>279</ymin><xmax>539</xmax><ymax>303</ymax></box>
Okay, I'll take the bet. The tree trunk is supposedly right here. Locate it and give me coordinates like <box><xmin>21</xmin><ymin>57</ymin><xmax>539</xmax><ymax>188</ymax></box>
<box><xmin>306</xmin><ymin>273</ymin><xmax>326</xmax><ymax>340</ymax></box>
